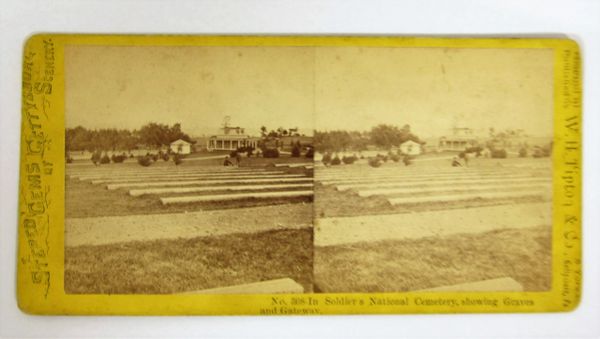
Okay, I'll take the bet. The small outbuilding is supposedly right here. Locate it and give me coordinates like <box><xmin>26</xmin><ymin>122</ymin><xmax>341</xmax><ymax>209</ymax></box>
<box><xmin>400</xmin><ymin>140</ymin><xmax>422</xmax><ymax>156</ymax></box>
<box><xmin>170</xmin><ymin>139</ymin><xmax>192</xmax><ymax>154</ymax></box>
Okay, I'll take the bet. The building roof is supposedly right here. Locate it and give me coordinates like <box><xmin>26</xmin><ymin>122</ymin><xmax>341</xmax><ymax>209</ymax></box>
<box><xmin>400</xmin><ymin>140</ymin><xmax>422</xmax><ymax>146</ymax></box>
<box><xmin>170</xmin><ymin>139</ymin><xmax>191</xmax><ymax>145</ymax></box>
<box><xmin>209</xmin><ymin>134</ymin><xmax>259</xmax><ymax>140</ymax></box>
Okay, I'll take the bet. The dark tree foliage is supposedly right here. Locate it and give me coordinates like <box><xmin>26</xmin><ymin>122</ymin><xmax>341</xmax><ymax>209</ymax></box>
<box><xmin>66</xmin><ymin>123</ymin><xmax>193</xmax><ymax>152</ymax></box>
<box><xmin>67</xmin><ymin>126</ymin><xmax>138</xmax><ymax>152</ymax></box>
<box><xmin>314</xmin><ymin>124</ymin><xmax>421</xmax><ymax>152</ymax></box>
<box><xmin>370</xmin><ymin>124</ymin><xmax>421</xmax><ymax>149</ymax></box>
<box><xmin>137</xmin><ymin>122</ymin><xmax>193</xmax><ymax>148</ymax></box>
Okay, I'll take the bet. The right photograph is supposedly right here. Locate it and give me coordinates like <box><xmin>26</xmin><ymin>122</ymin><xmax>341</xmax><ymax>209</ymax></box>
<box><xmin>312</xmin><ymin>46</ymin><xmax>554</xmax><ymax>293</ymax></box>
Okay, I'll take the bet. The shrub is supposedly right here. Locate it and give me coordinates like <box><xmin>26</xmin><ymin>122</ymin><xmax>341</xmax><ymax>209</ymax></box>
<box><xmin>137</xmin><ymin>156</ymin><xmax>152</xmax><ymax>167</ymax></box>
<box><xmin>262</xmin><ymin>148</ymin><xmax>280</xmax><ymax>158</ymax></box>
<box><xmin>151</xmin><ymin>154</ymin><xmax>159</xmax><ymax>162</ymax></box>
<box><xmin>162</xmin><ymin>153</ymin><xmax>170</xmax><ymax>161</ymax></box>
<box><xmin>291</xmin><ymin>145</ymin><xmax>301</xmax><ymax>157</ymax></box>
<box><xmin>100</xmin><ymin>154</ymin><xmax>110</xmax><ymax>164</ymax></box>
<box><xmin>533</xmin><ymin>146</ymin><xmax>550</xmax><ymax>158</ymax></box>
<box><xmin>91</xmin><ymin>151</ymin><xmax>102</xmax><ymax>165</ymax></box>
<box><xmin>66</xmin><ymin>156</ymin><xmax>73</xmax><ymax>164</ymax></box>
<box><xmin>368</xmin><ymin>157</ymin><xmax>382</xmax><ymax>168</ymax></box>
<box><xmin>129</xmin><ymin>153</ymin><xmax>134</xmax><ymax>158</ymax></box>
<box><xmin>491</xmin><ymin>149</ymin><xmax>507</xmax><ymax>158</ymax></box>
<box><xmin>465</xmin><ymin>146</ymin><xmax>483</xmax><ymax>154</ymax></box>
<box><xmin>518</xmin><ymin>148</ymin><xmax>527</xmax><ymax>158</ymax></box>
<box><xmin>331</xmin><ymin>156</ymin><xmax>341</xmax><ymax>165</ymax></box>
<box><xmin>305</xmin><ymin>147</ymin><xmax>314</xmax><ymax>159</ymax></box>
<box><xmin>322</xmin><ymin>152</ymin><xmax>331</xmax><ymax>165</ymax></box>
<box><xmin>390</xmin><ymin>154</ymin><xmax>400</xmax><ymax>162</ymax></box>
<box><xmin>173</xmin><ymin>153</ymin><xmax>183</xmax><ymax>165</ymax></box>
<box><xmin>111</xmin><ymin>154</ymin><xmax>126</xmax><ymax>163</ymax></box>
<box><xmin>342</xmin><ymin>156</ymin><xmax>357</xmax><ymax>164</ymax></box>
<box><xmin>403</xmin><ymin>155</ymin><xmax>413</xmax><ymax>166</ymax></box>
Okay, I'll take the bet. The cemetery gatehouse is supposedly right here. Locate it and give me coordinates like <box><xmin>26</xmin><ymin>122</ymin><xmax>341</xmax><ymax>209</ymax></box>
<box><xmin>438</xmin><ymin>127</ymin><xmax>479</xmax><ymax>152</ymax></box>
<box><xmin>206</xmin><ymin>125</ymin><xmax>260</xmax><ymax>151</ymax></box>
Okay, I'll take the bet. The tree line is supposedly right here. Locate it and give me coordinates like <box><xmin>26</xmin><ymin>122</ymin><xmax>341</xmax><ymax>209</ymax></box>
<box><xmin>66</xmin><ymin>123</ymin><xmax>194</xmax><ymax>152</ymax></box>
<box><xmin>259</xmin><ymin>126</ymin><xmax>302</xmax><ymax>138</ymax></box>
<box><xmin>314</xmin><ymin>124</ymin><xmax>423</xmax><ymax>152</ymax></box>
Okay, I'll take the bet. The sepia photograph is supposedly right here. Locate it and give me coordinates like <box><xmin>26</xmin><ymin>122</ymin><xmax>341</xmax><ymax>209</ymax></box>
<box><xmin>311</xmin><ymin>47</ymin><xmax>554</xmax><ymax>293</ymax></box>
<box><xmin>62</xmin><ymin>43</ymin><xmax>555</xmax><ymax>296</ymax></box>
<box><xmin>63</xmin><ymin>46</ymin><xmax>315</xmax><ymax>294</ymax></box>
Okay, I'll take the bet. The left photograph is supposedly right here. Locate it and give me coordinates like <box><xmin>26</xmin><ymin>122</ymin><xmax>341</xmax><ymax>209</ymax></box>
<box><xmin>63</xmin><ymin>45</ymin><xmax>315</xmax><ymax>294</ymax></box>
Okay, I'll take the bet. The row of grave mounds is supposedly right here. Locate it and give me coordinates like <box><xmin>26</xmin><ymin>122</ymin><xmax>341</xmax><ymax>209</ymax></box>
<box><xmin>69</xmin><ymin>162</ymin><xmax>315</xmax><ymax>211</ymax></box>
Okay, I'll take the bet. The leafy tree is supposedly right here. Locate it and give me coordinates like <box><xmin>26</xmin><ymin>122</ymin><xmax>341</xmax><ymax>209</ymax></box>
<box><xmin>137</xmin><ymin>122</ymin><xmax>193</xmax><ymax>148</ymax></box>
<box><xmin>66</xmin><ymin>123</ymin><xmax>192</xmax><ymax>153</ymax></box>
<box><xmin>370</xmin><ymin>124</ymin><xmax>402</xmax><ymax>149</ymax></box>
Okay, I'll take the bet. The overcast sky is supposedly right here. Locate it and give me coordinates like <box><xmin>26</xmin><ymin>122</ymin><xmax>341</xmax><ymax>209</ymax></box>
<box><xmin>65</xmin><ymin>45</ymin><xmax>554</xmax><ymax>138</ymax></box>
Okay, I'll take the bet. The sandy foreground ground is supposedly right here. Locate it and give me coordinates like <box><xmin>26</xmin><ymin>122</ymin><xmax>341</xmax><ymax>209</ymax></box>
<box><xmin>66</xmin><ymin>203</ymin><xmax>313</xmax><ymax>246</ymax></box>
<box><xmin>315</xmin><ymin>202</ymin><xmax>551</xmax><ymax>246</ymax></box>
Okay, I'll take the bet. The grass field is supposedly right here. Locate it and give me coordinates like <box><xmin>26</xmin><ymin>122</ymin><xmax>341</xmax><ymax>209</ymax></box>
<box><xmin>65</xmin><ymin>228</ymin><xmax>313</xmax><ymax>294</ymax></box>
<box><xmin>314</xmin><ymin>225</ymin><xmax>551</xmax><ymax>292</ymax></box>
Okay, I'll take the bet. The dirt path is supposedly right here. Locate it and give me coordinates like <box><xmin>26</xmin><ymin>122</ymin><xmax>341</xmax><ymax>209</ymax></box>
<box><xmin>66</xmin><ymin>203</ymin><xmax>313</xmax><ymax>247</ymax></box>
<box><xmin>315</xmin><ymin>202</ymin><xmax>551</xmax><ymax>246</ymax></box>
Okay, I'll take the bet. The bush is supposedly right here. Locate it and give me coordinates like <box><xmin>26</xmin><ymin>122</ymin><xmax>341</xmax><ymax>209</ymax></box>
<box><xmin>262</xmin><ymin>148</ymin><xmax>280</xmax><ymax>158</ymax></box>
<box><xmin>331</xmin><ymin>156</ymin><xmax>341</xmax><ymax>165</ymax></box>
<box><xmin>375</xmin><ymin>154</ymin><xmax>389</xmax><ymax>162</ymax></box>
<box><xmin>111</xmin><ymin>154</ymin><xmax>127</xmax><ymax>163</ymax></box>
<box><xmin>465</xmin><ymin>146</ymin><xmax>483</xmax><ymax>154</ymax></box>
<box><xmin>342</xmin><ymin>156</ymin><xmax>357</xmax><ymax>164</ymax></box>
<box><xmin>390</xmin><ymin>154</ymin><xmax>400</xmax><ymax>162</ymax></box>
<box><xmin>173</xmin><ymin>153</ymin><xmax>183</xmax><ymax>165</ymax></box>
<box><xmin>518</xmin><ymin>148</ymin><xmax>527</xmax><ymax>158</ymax></box>
<box><xmin>322</xmin><ymin>152</ymin><xmax>331</xmax><ymax>165</ymax></box>
<box><xmin>91</xmin><ymin>151</ymin><xmax>102</xmax><ymax>165</ymax></box>
<box><xmin>491</xmin><ymin>149</ymin><xmax>507</xmax><ymax>158</ymax></box>
<box><xmin>305</xmin><ymin>147</ymin><xmax>314</xmax><ymax>159</ymax></box>
<box><xmin>100</xmin><ymin>154</ymin><xmax>110</xmax><ymax>164</ymax></box>
<box><xmin>403</xmin><ymin>155</ymin><xmax>413</xmax><ymax>166</ymax></box>
<box><xmin>291</xmin><ymin>145</ymin><xmax>301</xmax><ymax>157</ymax></box>
<box><xmin>368</xmin><ymin>157</ymin><xmax>382</xmax><ymax>168</ymax></box>
<box><xmin>137</xmin><ymin>156</ymin><xmax>152</xmax><ymax>167</ymax></box>
<box><xmin>162</xmin><ymin>153</ymin><xmax>170</xmax><ymax>161</ymax></box>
